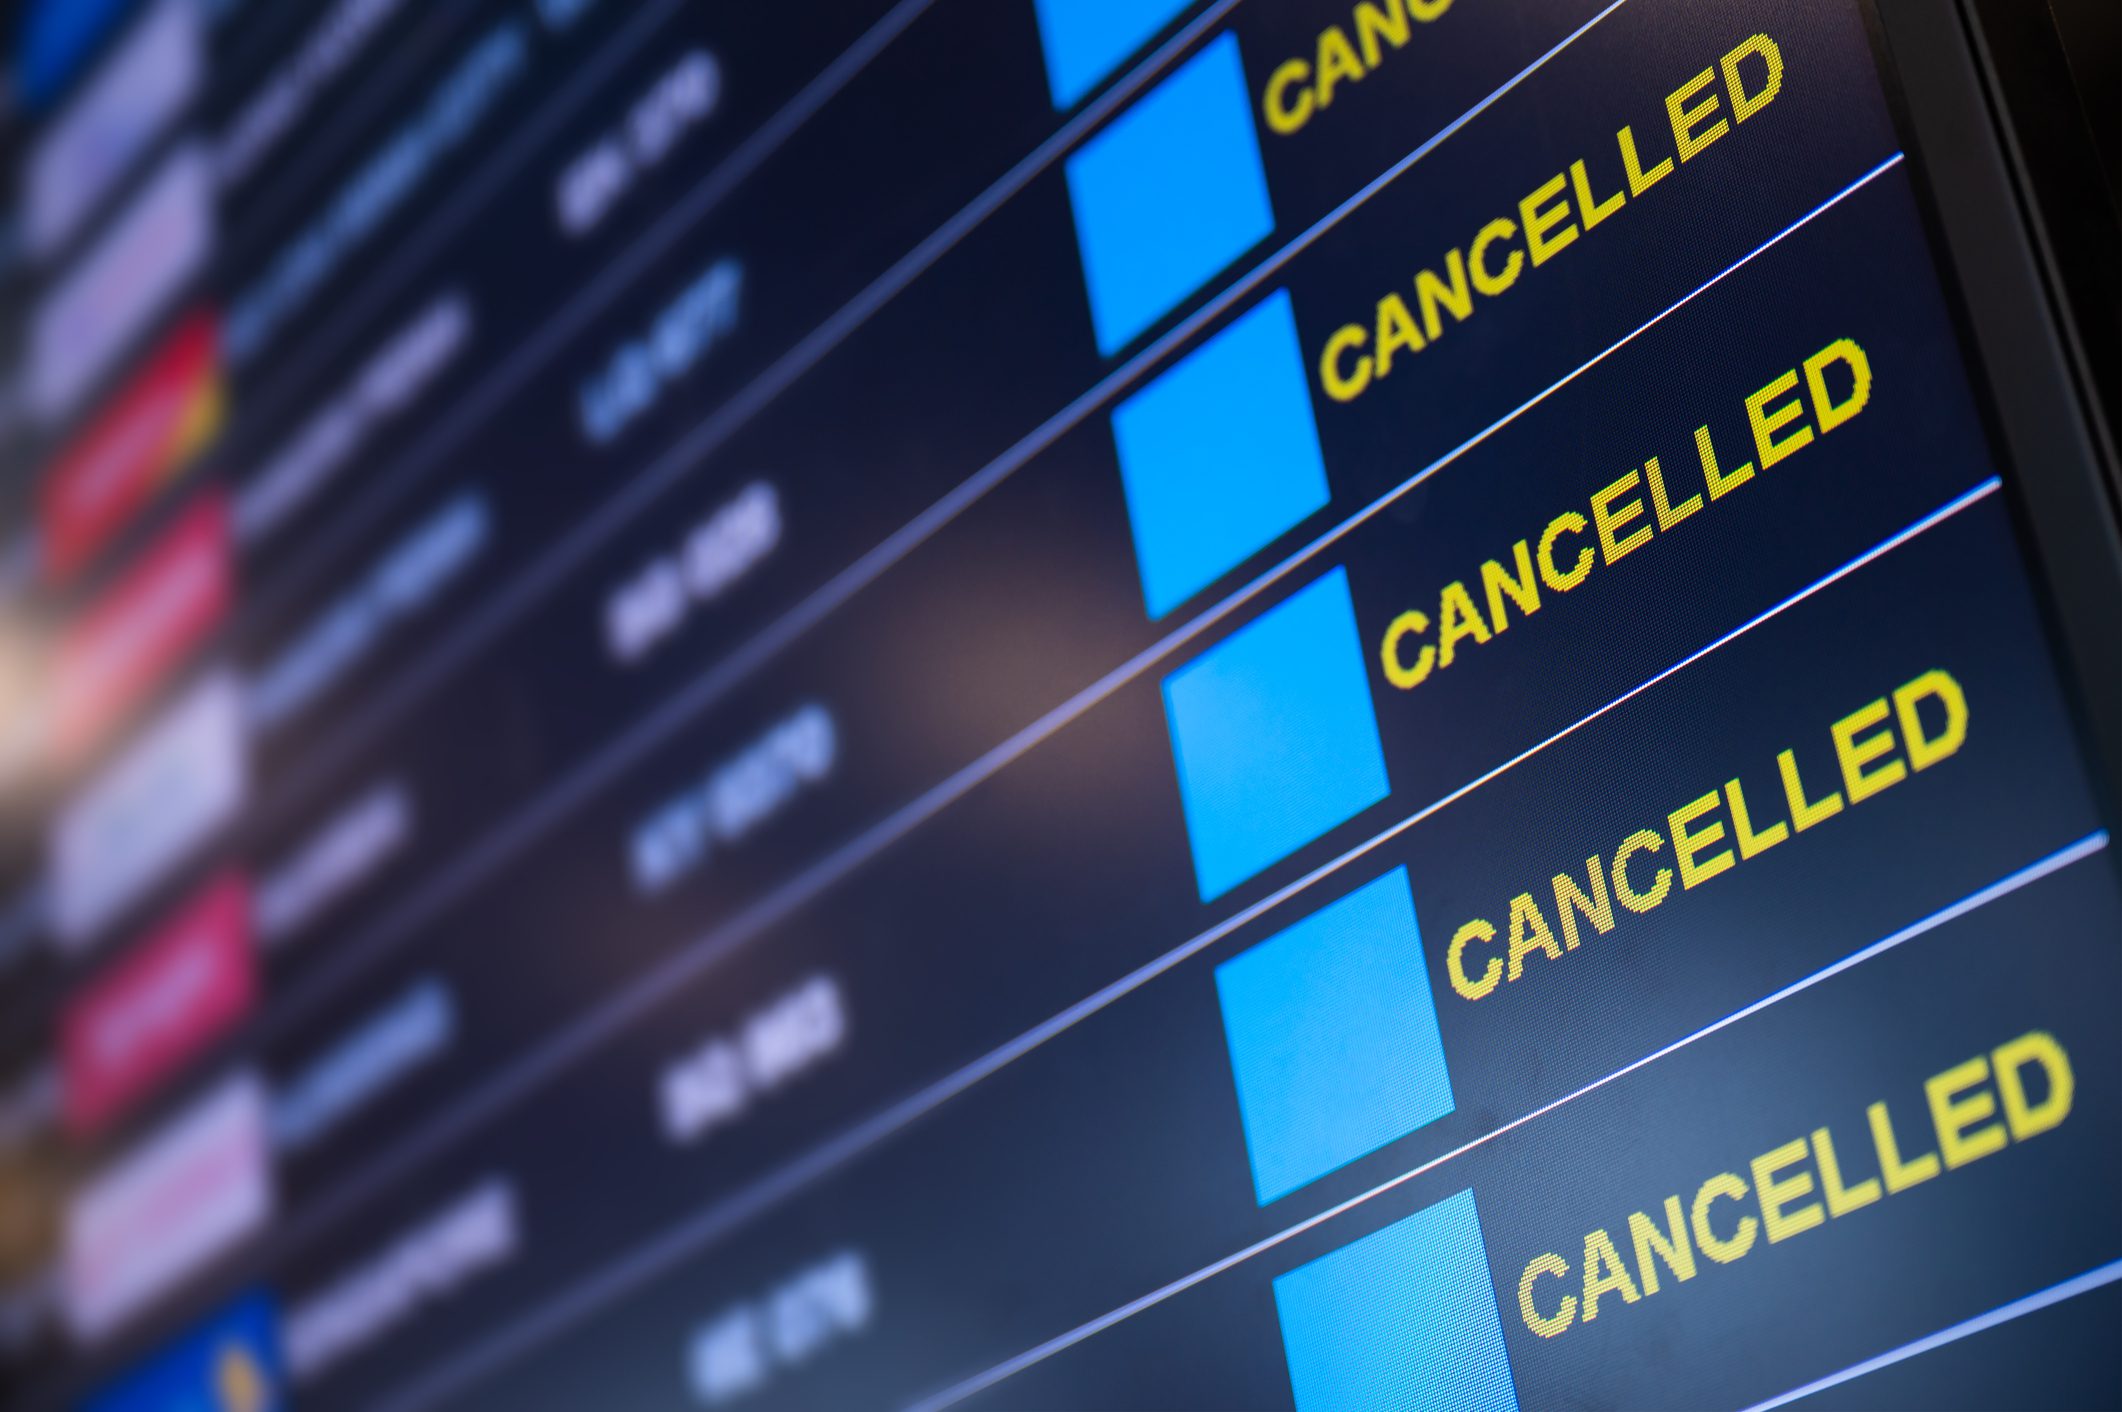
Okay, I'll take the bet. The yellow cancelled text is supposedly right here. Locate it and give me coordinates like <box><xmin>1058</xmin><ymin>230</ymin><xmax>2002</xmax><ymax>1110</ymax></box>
<box><xmin>1445</xmin><ymin>666</ymin><xmax>1965</xmax><ymax>1003</ymax></box>
<box><xmin>1318</xmin><ymin>32</ymin><xmax>1784</xmax><ymax>404</ymax></box>
<box><xmin>1259</xmin><ymin>0</ymin><xmax>1456</xmax><ymax>137</ymax></box>
<box><xmin>1516</xmin><ymin>1031</ymin><xmax>2074</xmax><ymax>1339</ymax></box>
<box><xmin>1378</xmin><ymin>337</ymin><xmax>1871</xmax><ymax>695</ymax></box>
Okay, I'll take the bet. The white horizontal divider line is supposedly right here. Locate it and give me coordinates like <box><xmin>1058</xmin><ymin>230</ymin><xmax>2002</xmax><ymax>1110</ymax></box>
<box><xmin>248</xmin><ymin>0</ymin><xmax>1244</xmax><ymax>818</ymax></box>
<box><xmin>0</xmin><ymin>0</ymin><xmax>946</xmax><ymax>1021</ymax></box>
<box><xmin>252</xmin><ymin>0</ymin><xmax>1634</xmax><ymax>1041</ymax></box>
<box><xmin>1740</xmin><ymin>1256</ymin><xmax>2122</xmax><ymax>1411</ymax></box>
<box><xmin>256</xmin><ymin>0</ymin><xmax>1779</xmax><ymax>1052</ymax></box>
<box><xmin>370</xmin><ymin>467</ymin><xmax>2007</xmax><ymax>1412</ymax></box>
<box><xmin>270</xmin><ymin>145</ymin><xmax>1918</xmax><ymax>1289</ymax></box>
<box><xmin>247</xmin><ymin>0</ymin><xmax>1623</xmax><ymax>945</ymax></box>
<box><xmin>252</xmin><ymin>0</ymin><xmax>1260</xmax><ymax>1045</ymax></box>
<box><xmin>910</xmin><ymin>829</ymin><xmax>2113</xmax><ymax>1411</ymax></box>
<box><xmin>229</xmin><ymin>0</ymin><xmax>926</xmax><ymax>541</ymax></box>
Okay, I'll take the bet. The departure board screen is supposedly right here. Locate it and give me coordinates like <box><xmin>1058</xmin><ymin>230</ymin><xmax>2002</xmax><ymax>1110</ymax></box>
<box><xmin>0</xmin><ymin>0</ymin><xmax>2115</xmax><ymax>1408</ymax></box>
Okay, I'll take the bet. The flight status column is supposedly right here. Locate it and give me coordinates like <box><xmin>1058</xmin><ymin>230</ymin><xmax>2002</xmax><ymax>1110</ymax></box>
<box><xmin>929</xmin><ymin>1</ymin><xmax>2122</xmax><ymax>1407</ymax></box>
<box><xmin>0</xmin><ymin>0</ymin><xmax>2112</xmax><ymax>1410</ymax></box>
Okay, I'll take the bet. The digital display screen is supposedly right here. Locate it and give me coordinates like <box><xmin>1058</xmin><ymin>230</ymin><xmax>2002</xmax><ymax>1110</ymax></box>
<box><xmin>0</xmin><ymin>1</ymin><xmax>2115</xmax><ymax>1408</ymax></box>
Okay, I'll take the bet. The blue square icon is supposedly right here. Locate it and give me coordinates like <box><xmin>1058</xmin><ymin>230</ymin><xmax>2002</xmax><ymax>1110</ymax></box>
<box><xmin>1114</xmin><ymin>290</ymin><xmax>1329</xmax><ymax>619</ymax></box>
<box><xmin>1274</xmin><ymin>1190</ymin><xmax>1520</xmax><ymax>1412</ymax></box>
<box><xmin>1065</xmin><ymin>33</ymin><xmax>1274</xmax><ymax>355</ymax></box>
<box><xmin>1215</xmin><ymin>867</ymin><xmax>1452</xmax><ymax>1203</ymax></box>
<box><xmin>1163</xmin><ymin>567</ymin><xmax>1390</xmax><ymax>901</ymax></box>
<box><xmin>1031</xmin><ymin>0</ymin><xmax>1195</xmax><ymax>109</ymax></box>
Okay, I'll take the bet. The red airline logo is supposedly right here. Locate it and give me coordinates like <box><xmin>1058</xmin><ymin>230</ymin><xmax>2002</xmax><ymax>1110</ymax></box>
<box><xmin>60</xmin><ymin>871</ymin><xmax>255</xmax><ymax>1139</ymax></box>
<box><xmin>38</xmin><ymin>309</ymin><xmax>223</xmax><ymax>584</ymax></box>
<box><xmin>49</xmin><ymin>491</ymin><xmax>232</xmax><ymax>765</ymax></box>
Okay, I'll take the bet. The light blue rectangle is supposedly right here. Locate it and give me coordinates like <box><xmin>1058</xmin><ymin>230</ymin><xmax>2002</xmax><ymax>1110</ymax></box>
<box><xmin>1031</xmin><ymin>0</ymin><xmax>1194</xmax><ymax>109</ymax></box>
<box><xmin>1065</xmin><ymin>32</ymin><xmax>1273</xmax><ymax>355</ymax></box>
<box><xmin>1275</xmin><ymin>1189</ymin><xmax>1520</xmax><ymax>1412</ymax></box>
<box><xmin>1215</xmin><ymin>866</ymin><xmax>1452</xmax><ymax>1203</ymax></box>
<box><xmin>1114</xmin><ymin>289</ymin><xmax>1329</xmax><ymax>619</ymax></box>
<box><xmin>1163</xmin><ymin>567</ymin><xmax>1389</xmax><ymax>900</ymax></box>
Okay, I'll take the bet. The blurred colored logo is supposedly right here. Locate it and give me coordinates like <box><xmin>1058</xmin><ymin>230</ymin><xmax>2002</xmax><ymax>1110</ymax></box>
<box><xmin>50</xmin><ymin>490</ymin><xmax>233</xmax><ymax>767</ymax></box>
<box><xmin>29</xmin><ymin>144</ymin><xmax>214</xmax><ymax>429</ymax></box>
<box><xmin>62</xmin><ymin>1073</ymin><xmax>274</xmax><ymax>1344</ymax></box>
<box><xmin>86</xmin><ymin>1288</ymin><xmax>285</xmax><ymax>1411</ymax></box>
<box><xmin>39</xmin><ymin>309</ymin><xmax>223</xmax><ymax>584</ymax></box>
<box><xmin>49</xmin><ymin>668</ymin><xmax>249</xmax><ymax>952</ymax></box>
<box><xmin>61</xmin><ymin>871</ymin><xmax>256</xmax><ymax>1140</ymax></box>
<box><xmin>26</xmin><ymin>0</ymin><xmax>202</xmax><ymax>263</ymax></box>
